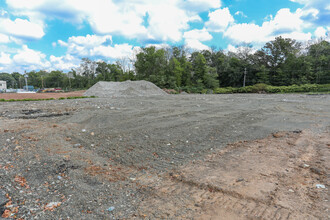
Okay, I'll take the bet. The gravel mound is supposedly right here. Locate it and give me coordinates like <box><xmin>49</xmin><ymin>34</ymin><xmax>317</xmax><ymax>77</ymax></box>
<box><xmin>84</xmin><ymin>80</ymin><xmax>167</xmax><ymax>97</ymax></box>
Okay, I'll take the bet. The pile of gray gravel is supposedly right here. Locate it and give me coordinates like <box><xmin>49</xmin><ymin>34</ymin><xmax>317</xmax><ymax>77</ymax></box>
<box><xmin>84</xmin><ymin>80</ymin><xmax>167</xmax><ymax>97</ymax></box>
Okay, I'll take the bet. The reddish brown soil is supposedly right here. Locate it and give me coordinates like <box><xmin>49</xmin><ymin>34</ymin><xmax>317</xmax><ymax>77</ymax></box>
<box><xmin>0</xmin><ymin>91</ymin><xmax>85</xmax><ymax>100</ymax></box>
<box><xmin>136</xmin><ymin>130</ymin><xmax>329</xmax><ymax>219</ymax></box>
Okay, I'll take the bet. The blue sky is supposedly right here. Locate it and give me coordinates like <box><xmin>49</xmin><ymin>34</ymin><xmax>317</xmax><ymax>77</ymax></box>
<box><xmin>0</xmin><ymin>0</ymin><xmax>329</xmax><ymax>73</ymax></box>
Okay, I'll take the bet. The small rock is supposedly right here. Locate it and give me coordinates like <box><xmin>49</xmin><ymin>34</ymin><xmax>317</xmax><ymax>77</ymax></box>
<box><xmin>0</xmin><ymin>190</ymin><xmax>8</xmax><ymax>215</ymax></box>
<box><xmin>236</xmin><ymin>178</ymin><xmax>244</xmax><ymax>182</ymax></box>
<box><xmin>81</xmin><ymin>129</ymin><xmax>86</xmax><ymax>132</ymax></box>
<box><xmin>310</xmin><ymin>167</ymin><xmax>324</xmax><ymax>175</ymax></box>
<box><xmin>316</xmin><ymin>184</ymin><xmax>326</xmax><ymax>189</ymax></box>
<box><xmin>73</xmin><ymin>144</ymin><xmax>82</xmax><ymax>148</ymax></box>
<box><xmin>288</xmin><ymin>189</ymin><xmax>294</xmax><ymax>193</ymax></box>
<box><xmin>45</xmin><ymin>202</ymin><xmax>61</xmax><ymax>210</ymax></box>
<box><xmin>107</xmin><ymin>206</ymin><xmax>115</xmax><ymax>212</ymax></box>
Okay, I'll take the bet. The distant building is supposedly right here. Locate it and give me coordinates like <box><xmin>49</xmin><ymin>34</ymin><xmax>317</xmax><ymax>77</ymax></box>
<box><xmin>0</xmin><ymin>81</ymin><xmax>7</xmax><ymax>90</ymax></box>
<box><xmin>23</xmin><ymin>85</ymin><xmax>34</xmax><ymax>91</ymax></box>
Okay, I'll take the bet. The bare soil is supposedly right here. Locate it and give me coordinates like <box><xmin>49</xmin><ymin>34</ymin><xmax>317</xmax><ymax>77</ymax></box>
<box><xmin>0</xmin><ymin>91</ymin><xmax>85</xmax><ymax>100</ymax></box>
<box><xmin>0</xmin><ymin>94</ymin><xmax>329</xmax><ymax>219</ymax></box>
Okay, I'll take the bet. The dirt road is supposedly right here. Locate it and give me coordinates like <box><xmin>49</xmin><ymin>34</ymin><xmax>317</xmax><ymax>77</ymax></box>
<box><xmin>0</xmin><ymin>91</ymin><xmax>85</xmax><ymax>100</ymax></box>
<box><xmin>0</xmin><ymin>94</ymin><xmax>329</xmax><ymax>219</ymax></box>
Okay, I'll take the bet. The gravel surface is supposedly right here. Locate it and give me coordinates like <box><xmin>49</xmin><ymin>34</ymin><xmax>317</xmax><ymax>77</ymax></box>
<box><xmin>83</xmin><ymin>81</ymin><xmax>167</xmax><ymax>97</ymax></box>
<box><xmin>0</xmin><ymin>94</ymin><xmax>329</xmax><ymax>219</ymax></box>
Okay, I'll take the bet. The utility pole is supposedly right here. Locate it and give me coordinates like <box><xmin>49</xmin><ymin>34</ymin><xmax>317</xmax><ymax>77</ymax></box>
<box><xmin>24</xmin><ymin>71</ymin><xmax>28</xmax><ymax>91</ymax></box>
<box><xmin>243</xmin><ymin>68</ymin><xmax>247</xmax><ymax>87</ymax></box>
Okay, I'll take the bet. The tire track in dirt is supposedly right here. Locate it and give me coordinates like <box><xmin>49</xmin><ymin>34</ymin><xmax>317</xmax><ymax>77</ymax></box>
<box><xmin>134</xmin><ymin>130</ymin><xmax>329</xmax><ymax>219</ymax></box>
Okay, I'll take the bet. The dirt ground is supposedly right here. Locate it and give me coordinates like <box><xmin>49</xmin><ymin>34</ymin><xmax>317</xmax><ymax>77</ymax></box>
<box><xmin>0</xmin><ymin>91</ymin><xmax>85</xmax><ymax>100</ymax></box>
<box><xmin>0</xmin><ymin>94</ymin><xmax>329</xmax><ymax>219</ymax></box>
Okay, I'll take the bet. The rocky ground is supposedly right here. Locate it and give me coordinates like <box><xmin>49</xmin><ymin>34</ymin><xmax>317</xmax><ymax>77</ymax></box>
<box><xmin>0</xmin><ymin>94</ymin><xmax>329</xmax><ymax>219</ymax></box>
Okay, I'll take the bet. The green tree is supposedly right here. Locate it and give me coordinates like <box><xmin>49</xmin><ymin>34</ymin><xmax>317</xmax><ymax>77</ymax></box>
<box><xmin>135</xmin><ymin>46</ymin><xmax>167</xmax><ymax>87</ymax></box>
<box><xmin>307</xmin><ymin>40</ymin><xmax>330</xmax><ymax>84</ymax></box>
<box><xmin>0</xmin><ymin>73</ymin><xmax>16</xmax><ymax>88</ymax></box>
<box><xmin>259</xmin><ymin>36</ymin><xmax>301</xmax><ymax>85</ymax></box>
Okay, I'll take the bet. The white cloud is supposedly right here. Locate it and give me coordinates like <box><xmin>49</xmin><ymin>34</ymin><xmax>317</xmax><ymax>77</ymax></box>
<box><xmin>63</xmin><ymin>34</ymin><xmax>112</xmax><ymax>56</ymax></box>
<box><xmin>13</xmin><ymin>45</ymin><xmax>49</xmax><ymax>68</ymax></box>
<box><xmin>314</xmin><ymin>26</ymin><xmax>327</xmax><ymax>38</ymax></box>
<box><xmin>188</xmin><ymin>15</ymin><xmax>203</xmax><ymax>23</ymax></box>
<box><xmin>57</xmin><ymin>40</ymin><xmax>68</xmax><ymax>47</ymax></box>
<box><xmin>0</xmin><ymin>52</ymin><xmax>12</xmax><ymax>65</ymax></box>
<box><xmin>68</xmin><ymin>34</ymin><xmax>112</xmax><ymax>48</ymax></box>
<box><xmin>0</xmin><ymin>17</ymin><xmax>44</xmax><ymax>40</ymax></box>
<box><xmin>280</xmin><ymin>31</ymin><xmax>312</xmax><ymax>41</ymax></box>
<box><xmin>226</xmin><ymin>44</ymin><xmax>256</xmax><ymax>55</ymax></box>
<box><xmin>49</xmin><ymin>54</ymin><xmax>80</xmax><ymax>71</ymax></box>
<box><xmin>91</xmin><ymin>44</ymin><xmax>140</xmax><ymax>59</ymax></box>
<box><xmin>205</xmin><ymin>8</ymin><xmax>234</xmax><ymax>32</ymax></box>
<box><xmin>183</xmin><ymin>29</ymin><xmax>212</xmax><ymax>51</ymax></box>
<box><xmin>0</xmin><ymin>9</ymin><xmax>9</xmax><ymax>18</ymax></box>
<box><xmin>185</xmin><ymin>39</ymin><xmax>210</xmax><ymax>51</ymax></box>
<box><xmin>180</xmin><ymin>0</ymin><xmax>221</xmax><ymax>12</ymax></box>
<box><xmin>289</xmin><ymin>0</ymin><xmax>329</xmax><ymax>27</ymax></box>
<box><xmin>59</xmin><ymin>34</ymin><xmax>139</xmax><ymax>60</ymax></box>
<box><xmin>235</xmin><ymin>11</ymin><xmax>247</xmax><ymax>18</ymax></box>
<box><xmin>224</xmin><ymin>8</ymin><xmax>312</xmax><ymax>44</ymax></box>
<box><xmin>5</xmin><ymin>0</ymin><xmax>220</xmax><ymax>43</ymax></box>
<box><xmin>0</xmin><ymin>33</ymin><xmax>10</xmax><ymax>43</ymax></box>
<box><xmin>225</xmin><ymin>23</ymin><xmax>268</xmax><ymax>44</ymax></box>
<box><xmin>183</xmin><ymin>29</ymin><xmax>213</xmax><ymax>42</ymax></box>
<box><xmin>144</xmin><ymin>2</ymin><xmax>191</xmax><ymax>42</ymax></box>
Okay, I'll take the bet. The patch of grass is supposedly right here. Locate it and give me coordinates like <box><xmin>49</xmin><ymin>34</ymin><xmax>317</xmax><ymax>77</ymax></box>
<box><xmin>213</xmin><ymin>84</ymin><xmax>330</xmax><ymax>94</ymax></box>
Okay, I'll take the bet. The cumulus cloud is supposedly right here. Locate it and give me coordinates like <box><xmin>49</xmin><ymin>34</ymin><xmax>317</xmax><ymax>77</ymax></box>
<box><xmin>0</xmin><ymin>45</ymin><xmax>53</xmax><ymax>72</ymax></box>
<box><xmin>49</xmin><ymin>54</ymin><xmax>80</xmax><ymax>71</ymax></box>
<box><xmin>5</xmin><ymin>0</ymin><xmax>221</xmax><ymax>43</ymax></box>
<box><xmin>91</xmin><ymin>44</ymin><xmax>140</xmax><ymax>59</ymax></box>
<box><xmin>0</xmin><ymin>15</ymin><xmax>45</xmax><ymax>41</ymax></box>
<box><xmin>180</xmin><ymin>0</ymin><xmax>221</xmax><ymax>12</ymax></box>
<box><xmin>0</xmin><ymin>33</ymin><xmax>10</xmax><ymax>43</ymax></box>
<box><xmin>57</xmin><ymin>40</ymin><xmax>68</xmax><ymax>47</ymax></box>
<box><xmin>13</xmin><ymin>45</ymin><xmax>49</xmax><ymax>67</ymax></box>
<box><xmin>59</xmin><ymin>34</ymin><xmax>140</xmax><ymax>60</ymax></box>
<box><xmin>183</xmin><ymin>29</ymin><xmax>213</xmax><ymax>42</ymax></box>
<box><xmin>235</xmin><ymin>11</ymin><xmax>247</xmax><ymax>18</ymax></box>
<box><xmin>0</xmin><ymin>52</ymin><xmax>12</xmax><ymax>65</ymax></box>
<box><xmin>183</xmin><ymin>28</ymin><xmax>212</xmax><ymax>51</ymax></box>
<box><xmin>185</xmin><ymin>39</ymin><xmax>210</xmax><ymax>51</ymax></box>
<box><xmin>0</xmin><ymin>45</ymin><xmax>80</xmax><ymax>72</ymax></box>
<box><xmin>224</xmin><ymin>8</ymin><xmax>312</xmax><ymax>44</ymax></box>
<box><xmin>289</xmin><ymin>0</ymin><xmax>330</xmax><ymax>26</ymax></box>
<box><xmin>205</xmin><ymin>8</ymin><xmax>234</xmax><ymax>32</ymax></box>
<box><xmin>314</xmin><ymin>26</ymin><xmax>327</xmax><ymax>38</ymax></box>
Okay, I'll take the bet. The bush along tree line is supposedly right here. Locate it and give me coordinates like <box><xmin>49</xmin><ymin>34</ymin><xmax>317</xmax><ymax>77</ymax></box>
<box><xmin>1</xmin><ymin>37</ymin><xmax>329</xmax><ymax>93</ymax></box>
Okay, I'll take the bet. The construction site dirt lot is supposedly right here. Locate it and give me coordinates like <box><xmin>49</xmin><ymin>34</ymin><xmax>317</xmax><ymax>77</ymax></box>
<box><xmin>0</xmin><ymin>91</ymin><xmax>85</xmax><ymax>100</ymax></box>
<box><xmin>0</xmin><ymin>94</ymin><xmax>329</xmax><ymax>219</ymax></box>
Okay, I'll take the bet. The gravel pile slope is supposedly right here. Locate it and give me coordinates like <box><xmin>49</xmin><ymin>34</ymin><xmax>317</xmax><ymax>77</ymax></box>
<box><xmin>84</xmin><ymin>80</ymin><xmax>167</xmax><ymax>97</ymax></box>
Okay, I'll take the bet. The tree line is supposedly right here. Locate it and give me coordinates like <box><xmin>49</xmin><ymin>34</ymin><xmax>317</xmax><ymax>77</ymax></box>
<box><xmin>1</xmin><ymin>37</ymin><xmax>329</xmax><ymax>92</ymax></box>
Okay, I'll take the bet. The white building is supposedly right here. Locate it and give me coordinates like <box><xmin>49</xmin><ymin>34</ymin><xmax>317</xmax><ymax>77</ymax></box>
<box><xmin>0</xmin><ymin>81</ymin><xmax>7</xmax><ymax>90</ymax></box>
